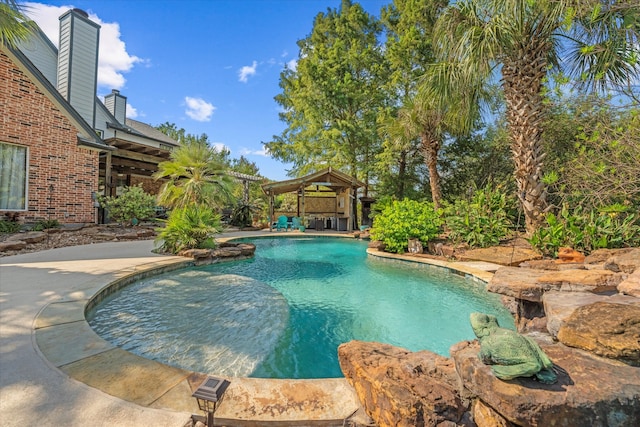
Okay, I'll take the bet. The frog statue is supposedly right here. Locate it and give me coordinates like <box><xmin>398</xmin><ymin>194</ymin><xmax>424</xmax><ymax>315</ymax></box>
<box><xmin>470</xmin><ymin>312</ymin><xmax>557</xmax><ymax>384</ymax></box>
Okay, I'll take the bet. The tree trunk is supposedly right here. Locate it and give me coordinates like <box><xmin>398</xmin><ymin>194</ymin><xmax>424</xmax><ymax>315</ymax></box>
<box><xmin>420</xmin><ymin>131</ymin><xmax>441</xmax><ymax>209</ymax></box>
<box><xmin>502</xmin><ymin>41</ymin><xmax>549</xmax><ymax>235</ymax></box>
<box><xmin>398</xmin><ymin>149</ymin><xmax>407</xmax><ymax>199</ymax></box>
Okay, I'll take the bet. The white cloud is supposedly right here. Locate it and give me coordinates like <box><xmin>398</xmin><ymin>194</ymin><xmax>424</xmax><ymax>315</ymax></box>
<box><xmin>126</xmin><ymin>103</ymin><xmax>138</xmax><ymax>119</ymax></box>
<box><xmin>24</xmin><ymin>3</ymin><xmax>142</xmax><ymax>90</ymax></box>
<box><xmin>211</xmin><ymin>142</ymin><xmax>229</xmax><ymax>153</ymax></box>
<box><xmin>286</xmin><ymin>59</ymin><xmax>298</xmax><ymax>71</ymax></box>
<box><xmin>184</xmin><ymin>96</ymin><xmax>215</xmax><ymax>122</ymax></box>
<box><xmin>239</xmin><ymin>147</ymin><xmax>269</xmax><ymax>157</ymax></box>
<box><xmin>238</xmin><ymin>61</ymin><xmax>257</xmax><ymax>83</ymax></box>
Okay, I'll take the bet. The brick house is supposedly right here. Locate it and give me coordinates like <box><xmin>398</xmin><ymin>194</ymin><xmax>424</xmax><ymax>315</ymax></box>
<box><xmin>0</xmin><ymin>8</ymin><xmax>179</xmax><ymax>224</ymax></box>
<box><xmin>0</xmin><ymin>45</ymin><xmax>110</xmax><ymax>224</ymax></box>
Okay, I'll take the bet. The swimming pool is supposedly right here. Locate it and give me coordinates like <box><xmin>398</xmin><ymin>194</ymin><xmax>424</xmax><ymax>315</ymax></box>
<box><xmin>88</xmin><ymin>237</ymin><xmax>514</xmax><ymax>379</ymax></box>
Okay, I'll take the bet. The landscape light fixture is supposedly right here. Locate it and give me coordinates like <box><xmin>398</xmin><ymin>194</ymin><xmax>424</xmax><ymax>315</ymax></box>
<box><xmin>192</xmin><ymin>376</ymin><xmax>230</xmax><ymax>426</ymax></box>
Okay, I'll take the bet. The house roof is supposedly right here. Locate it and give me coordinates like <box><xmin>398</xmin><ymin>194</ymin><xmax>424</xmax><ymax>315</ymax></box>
<box><xmin>1</xmin><ymin>44</ymin><xmax>112</xmax><ymax>152</ymax></box>
<box><xmin>261</xmin><ymin>167</ymin><xmax>365</xmax><ymax>195</ymax></box>
<box><xmin>125</xmin><ymin>119</ymin><xmax>180</xmax><ymax>147</ymax></box>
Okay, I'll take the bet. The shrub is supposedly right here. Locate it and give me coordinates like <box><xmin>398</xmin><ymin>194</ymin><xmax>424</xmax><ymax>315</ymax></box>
<box><xmin>0</xmin><ymin>220</ymin><xmax>21</xmax><ymax>233</ymax></box>
<box><xmin>370</xmin><ymin>199</ymin><xmax>442</xmax><ymax>254</ymax></box>
<box><xmin>99</xmin><ymin>185</ymin><xmax>157</xmax><ymax>226</ymax></box>
<box><xmin>529</xmin><ymin>205</ymin><xmax>640</xmax><ymax>256</ymax></box>
<box><xmin>32</xmin><ymin>219</ymin><xmax>60</xmax><ymax>231</ymax></box>
<box><xmin>229</xmin><ymin>200</ymin><xmax>264</xmax><ymax>228</ymax></box>
<box><xmin>443</xmin><ymin>185</ymin><xmax>514</xmax><ymax>248</ymax></box>
<box><xmin>156</xmin><ymin>205</ymin><xmax>222</xmax><ymax>253</ymax></box>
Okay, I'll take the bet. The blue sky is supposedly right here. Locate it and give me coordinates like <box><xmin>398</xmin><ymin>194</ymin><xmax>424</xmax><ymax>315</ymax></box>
<box><xmin>24</xmin><ymin>0</ymin><xmax>390</xmax><ymax>181</ymax></box>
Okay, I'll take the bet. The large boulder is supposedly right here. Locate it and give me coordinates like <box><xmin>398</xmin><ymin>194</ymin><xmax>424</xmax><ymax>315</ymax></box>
<box><xmin>536</xmin><ymin>269</ymin><xmax>623</xmax><ymax>293</ymax></box>
<box><xmin>451</xmin><ymin>340</ymin><xmax>640</xmax><ymax>426</ymax></box>
<box><xmin>557</xmin><ymin>302</ymin><xmax>640</xmax><ymax>366</ymax></box>
<box><xmin>543</xmin><ymin>291</ymin><xmax>640</xmax><ymax>338</ymax></box>
<box><xmin>584</xmin><ymin>248</ymin><xmax>634</xmax><ymax>265</ymax></box>
<box><xmin>619</xmin><ymin>269</ymin><xmax>640</xmax><ymax>297</ymax></box>
<box><xmin>0</xmin><ymin>240</ymin><xmax>27</xmax><ymax>252</ymax></box>
<box><xmin>489</xmin><ymin>267</ymin><xmax>624</xmax><ymax>302</ymax></box>
<box><xmin>7</xmin><ymin>231</ymin><xmax>46</xmax><ymax>244</ymax></box>
<box><xmin>338</xmin><ymin>341</ymin><xmax>468</xmax><ymax>427</ymax></box>
<box><xmin>604</xmin><ymin>248</ymin><xmax>640</xmax><ymax>274</ymax></box>
<box><xmin>456</xmin><ymin>247</ymin><xmax>541</xmax><ymax>266</ymax></box>
<box><xmin>487</xmin><ymin>267</ymin><xmax>557</xmax><ymax>302</ymax></box>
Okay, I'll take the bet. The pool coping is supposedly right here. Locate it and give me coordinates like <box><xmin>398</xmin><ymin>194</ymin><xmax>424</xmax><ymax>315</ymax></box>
<box><xmin>31</xmin><ymin>232</ymin><xmax>501</xmax><ymax>425</ymax></box>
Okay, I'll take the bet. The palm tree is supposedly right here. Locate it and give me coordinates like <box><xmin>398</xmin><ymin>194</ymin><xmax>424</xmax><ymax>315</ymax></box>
<box><xmin>433</xmin><ymin>0</ymin><xmax>639</xmax><ymax>234</ymax></box>
<box><xmin>1</xmin><ymin>0</ymin><xmax>36</xmax><ymax>48</ymax></box>
<box><xmin>154</xmin><ymin>142</ymin><xmax>233</xmax><ymax>209</ymax></box>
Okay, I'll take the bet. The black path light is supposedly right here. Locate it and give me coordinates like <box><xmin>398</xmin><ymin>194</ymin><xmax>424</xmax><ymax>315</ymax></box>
<box><xmin>192</xmin><ymin>376</ymin><xmax>230</xmax><ymax>426</ymax></box>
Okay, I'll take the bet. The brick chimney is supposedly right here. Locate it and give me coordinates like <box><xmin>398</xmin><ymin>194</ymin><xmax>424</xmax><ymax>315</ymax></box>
<box><xmin>57</xmin><ymin>8</ymin><xmax>100</xmax><ymax>128</ymax></box>
<box><xmin>104</xmin><ymin>89</ymin><xmax>127</xmax><ymax>124</ymax></box>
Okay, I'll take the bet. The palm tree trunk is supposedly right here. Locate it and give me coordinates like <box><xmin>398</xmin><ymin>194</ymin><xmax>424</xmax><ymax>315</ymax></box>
<box><xmin>502</xmin><ymin>43</ymin><xmax>549</xmax><ymax>235</ymax></box>
<box><xmin>420</xmin><ymin>131</ymin><xmax>441</xmax><ymax>209</ymax></box>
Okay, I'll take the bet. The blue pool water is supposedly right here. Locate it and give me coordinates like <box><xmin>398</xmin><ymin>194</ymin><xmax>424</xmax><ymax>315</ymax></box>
<box><xmin>88</xmin><ymin>237</ymin><xmax>514</xmax><ymax>379</ymax></box>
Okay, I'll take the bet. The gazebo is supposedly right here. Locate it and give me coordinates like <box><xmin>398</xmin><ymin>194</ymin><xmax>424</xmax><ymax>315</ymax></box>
<box><xmin>261</xmin><ymin>167</ymin><xmax>365</xmax><ymax>232</ymax></box>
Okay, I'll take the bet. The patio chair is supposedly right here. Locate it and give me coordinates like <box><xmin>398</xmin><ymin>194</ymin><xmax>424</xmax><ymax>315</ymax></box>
<box><xmin>292</xmin><ymin>217</ymin><xmax>301</xmax><ymax>230</ymax></box>
<box><xmin>276</xmin><ymin>215</ymin><xmax>290</xmax><ymax>231</ymax></box>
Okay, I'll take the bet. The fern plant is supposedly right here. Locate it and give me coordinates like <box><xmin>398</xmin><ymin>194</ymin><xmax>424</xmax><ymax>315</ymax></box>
<box><xmin>156</xmin><ymin>205</ymin><xmax>222</xmax><ymax>253</ymax></box>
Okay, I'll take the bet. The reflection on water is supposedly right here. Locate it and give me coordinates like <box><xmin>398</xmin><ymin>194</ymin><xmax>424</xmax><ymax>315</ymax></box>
<box><xmin>89</xmin><ymin>237</ymin><xmax>514</xmax><ymax>379</ymax></box>
<box><xmin>88</xmin><ymin>273</ymin><xmax>289</xmax><ymax>377</ymax></box>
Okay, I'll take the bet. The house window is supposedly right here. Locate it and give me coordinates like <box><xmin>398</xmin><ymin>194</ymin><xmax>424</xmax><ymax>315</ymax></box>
<box><xmin>0</xmin><ymin>142</ymin><xmax>28</xmax><ymax>210</ymax></box>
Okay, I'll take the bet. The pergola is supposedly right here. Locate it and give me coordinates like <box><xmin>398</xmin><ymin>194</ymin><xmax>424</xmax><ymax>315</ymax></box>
<box><xmin>261</xmin><ymin>167</ymin><xmax>365</xmax><ymax>232</ymax></box>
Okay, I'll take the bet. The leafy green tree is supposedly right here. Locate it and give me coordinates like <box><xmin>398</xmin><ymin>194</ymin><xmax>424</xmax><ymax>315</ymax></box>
<box><xmin>380</xmin><ymin>0</ymin><xmax>456</xmax><ymax>208</ymax></box>
<box><xmin>154</xmin><ymin>143</ymin><xmax>233</xmax><ymax>209</ymax></box>
<box><xmin>265</xmin><ymin>0</ymin><xmax>386</xmax><ymax>191</ymax></box>
<box><xmin>433</xmin><ymin>0</ymin><xmax>640</xmax><ymax>234</ymax></box>
<box><xmin>1</xmin><ymin>0</ymin><xmax>37</xmax><ymax>48</ymax></box>
<box><xmin>376</xmin><ymin>110</ymin><xmax>428</xmax><ymax>200</ymax></box>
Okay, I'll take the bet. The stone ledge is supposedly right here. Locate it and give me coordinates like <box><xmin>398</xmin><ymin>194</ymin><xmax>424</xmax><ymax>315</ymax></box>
<box><xmin>451</xmin><ymin>340</ymin><xmax>640</xmax><ymax>427</ymax></box>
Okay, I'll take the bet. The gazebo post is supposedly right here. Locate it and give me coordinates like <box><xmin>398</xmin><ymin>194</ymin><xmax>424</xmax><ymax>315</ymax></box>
<box><xmin>269</xmin><ymin>189</ymin><xmax>274</xmax><ymax>231</ymax></box>
<box><xmin>301</xmin><ymin>186</ymin><xmax>306</xmax><ymax>226</ymax></box>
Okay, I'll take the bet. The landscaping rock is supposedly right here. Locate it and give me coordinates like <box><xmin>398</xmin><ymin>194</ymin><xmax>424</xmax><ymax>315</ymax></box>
<box><xmin>338</xmin><ymin>340</ymin><xmax>468</xmax><ymax>427</ymax></box>
<box><xmin>236</xmin><ymin>243</ymin><xmax>256</xmax><ymax>256</ymax></box>
<box><xmin>542</xmin><ymin>291</ymin><xmax>640</xmax><ymax>338</ymax></box>
<box><xmin>557</xmin><ymin>302</ymin><xmax>640</xmax><ymax>366</ymax></box>
<box><xmin>604</xmin><ymin>248</ymin><xmax>640</xmax><ymax>274</ymax></box>
<box><xmin>368</xmin><ymin>240</ymin><xmax>386</xmax><ymax>251</ymax></box>
<box><xmin>536</xmin><ymin>269</ymin><xmax>622</xmax><ymax>293</ymax></box>
<box><xmin>472</xmin><ymin>399</ymin><xmax>512</xmax><ymax>427</ymax></box>
<box><xmin>556</xmin><ymin>247</ymin><xmax>585</xmax><ymax>263</ymax></box>
<box><xmin>619</xmin><ymin>269</ymin><xmax>640</xmax><ymax>297</ymax></box>
<box><xmin>7</xmin><ymin>231</ymin><xmax>47</xmax><ymax>244</ymax></box>
<box><xmin>213</xmin><ymin>246</ymin><xmax>243</xmax><ymax>258</ymax></box>
<box><xmin>178</xmin><ymin>249</ymin><xmax>212</xmax><ymax>260</ymax></box>
<box><xmin>487</xmin><ymin>267</ymin><xmax>556</xmax><ymax>302</ymax></box>
<box><xmin>519</xmin><ymin>259</ymin><xmax>585</xmax><ymax>271</ymax></box>
<box><xmin>0</xmin><ymin>240</ymin><xmax>27</xmax><ymax>251</ymax></box>
<box><xmin>451</xmin><ymin>340</ymin><xmax>640</xmax><ymax>427</ymax></box>
<box><xmin>584</xmin><ymin>248</ymin><xmax>634</xmax><ymax>265</ymax></box>
<box><xmin>456</xmin><ymin>246</ymin><xmax>541</xmax><ymax>266</ymax></box>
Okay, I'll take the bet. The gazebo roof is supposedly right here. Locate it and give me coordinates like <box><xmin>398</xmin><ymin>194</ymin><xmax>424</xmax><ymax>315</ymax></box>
<box><xmin>261</xmin><ymin>167</ymin><xmax>365</xmax><ymax>195</ymax></box>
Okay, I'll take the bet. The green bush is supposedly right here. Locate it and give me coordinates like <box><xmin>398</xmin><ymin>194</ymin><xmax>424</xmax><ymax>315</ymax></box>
<box><xmin>156</xmin><ymin>205</ymin><xmax>222</xmax><ymax>253</ymax></box>
<box><xmin>99</xmin><ymin>185</ymin><xmax>157</xmax><ymax>226</ymax></box>
<box><xmin>229</xmin><ymin>200</ymin><xmax>263</xmax><ymax>228</ymax></box>
<box><xmin>443</xmin><ymin>185</ymin><xmax>514</xmax><ymax>248</ymax></box>
<box><xmin>32</xmin><ymin>219</ymin><xmax>60</xmax><ymax>231</ymax></box>
<box><xmin>370</xmin><ymin>199</ymin><xmax>442</xmax><ymax>254</ymax></box>
<box><xmin>0</xmin><ymin>220</ymin><xmax>21</xmax><ymax>233</ymax></box>
<box><xmin>529</xmin><ymin>205</ymin><xmax>640</xmax><ymax>256</ymax></box>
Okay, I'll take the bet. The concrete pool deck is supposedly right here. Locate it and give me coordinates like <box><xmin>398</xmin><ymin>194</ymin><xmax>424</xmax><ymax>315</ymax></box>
<box><xmin>0</xmin><ymin>231</ymin><xmax>501</xmax><ymax>426</ymax></box>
